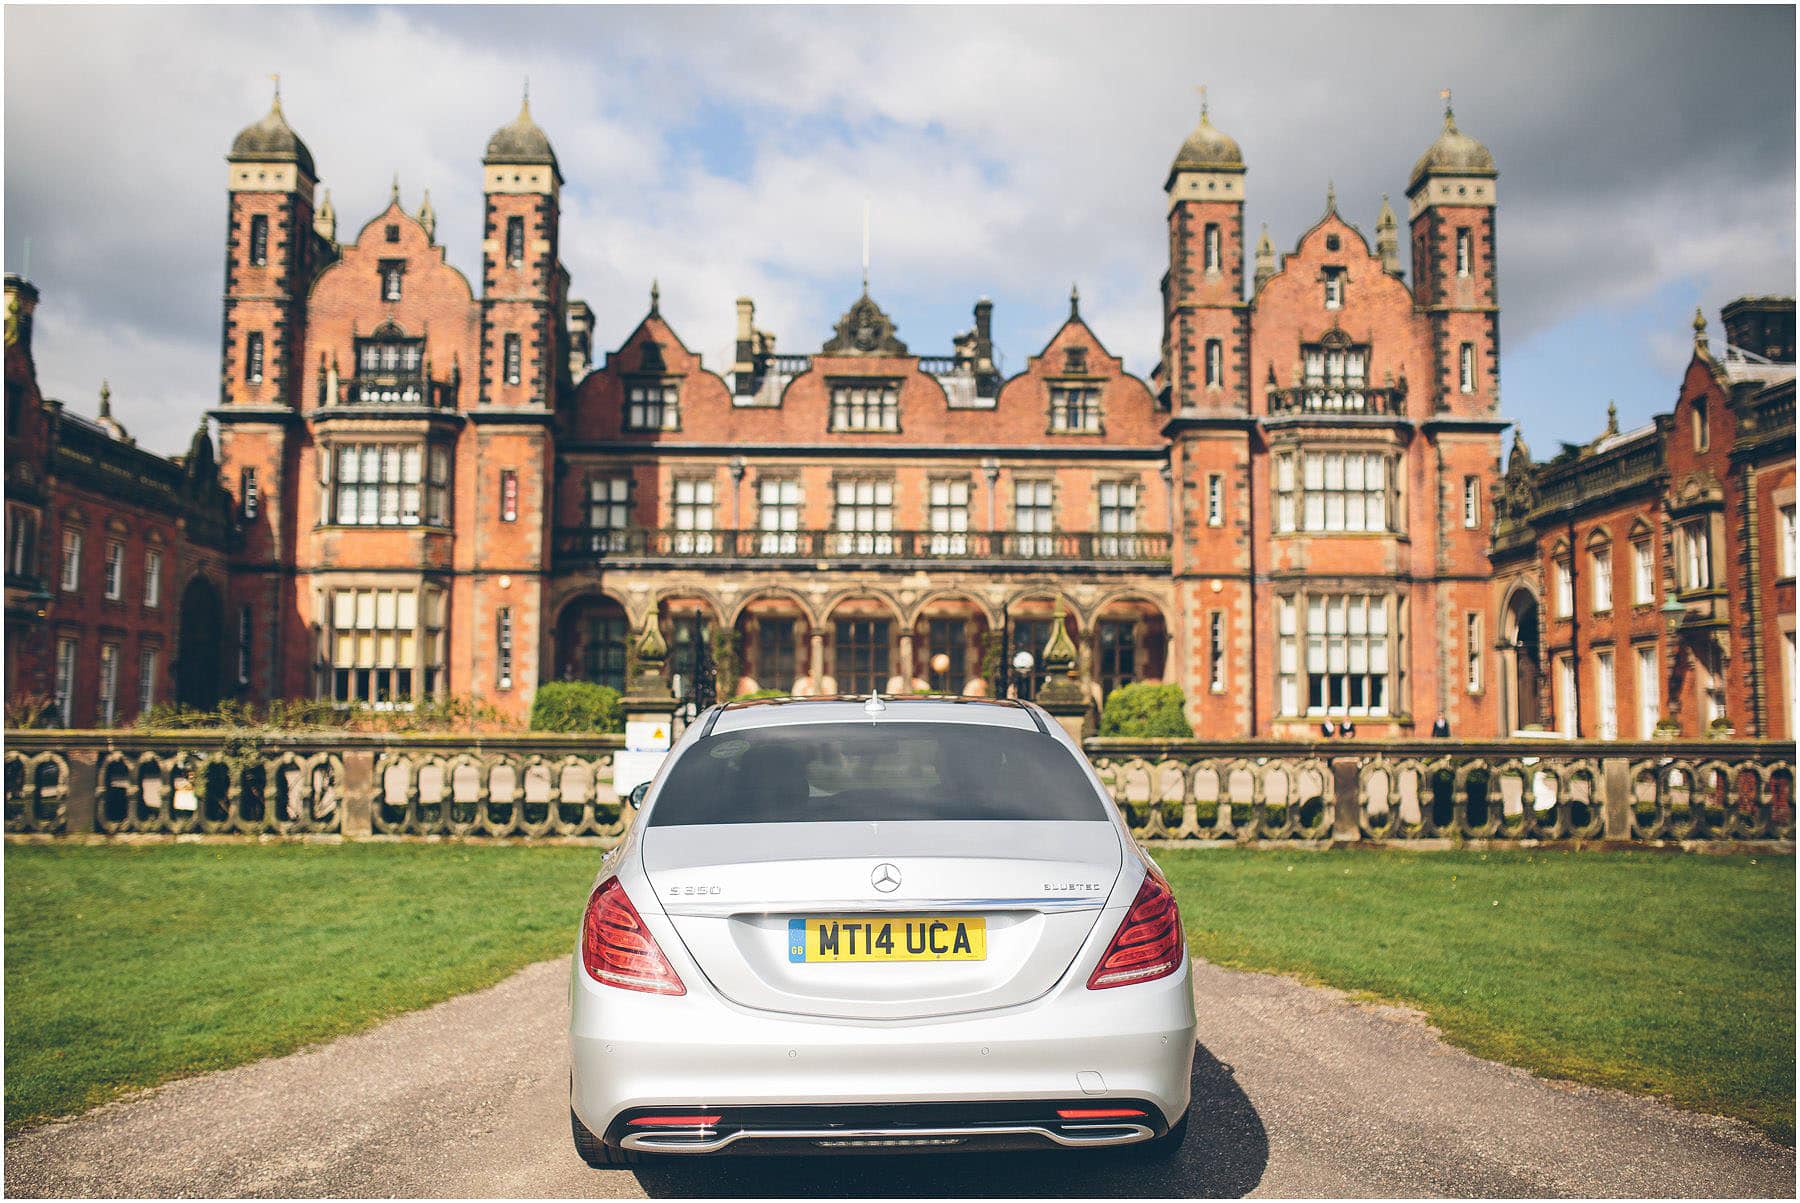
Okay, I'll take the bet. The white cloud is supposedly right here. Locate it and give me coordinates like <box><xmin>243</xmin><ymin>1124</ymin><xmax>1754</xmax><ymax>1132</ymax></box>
<box><xmin>5</xmin><ymin>5</ymin><xmax>1793</xmax><ymax>452</ymax></box>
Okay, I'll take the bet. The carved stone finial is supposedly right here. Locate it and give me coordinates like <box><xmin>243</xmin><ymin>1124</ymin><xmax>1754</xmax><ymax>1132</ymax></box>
<box><xmin>1376</xmin><ymin>194</ymin><xmax>1401</xmax><ymax>275</ymax></box>
<box><xmin>650</xmin><ymin>279</ymin><xmax>660</xmax><ymax>317</ymax></box>
<box><xmin>1441</xmin><ymin>86</ymin><xmax>1456</xmax><ymax>128</ymax></box>
<box><xmin>628</xmin><ymin>613</ymin><xmax>673</xmax><ymax>700</ymax></box>
<box><xmin>99</xmin><ymin>380</ymin><xmax>112</xmax><ymax>419</ymax></box>
<box><xmin>1254</xmin><ymin>224</ymin><xmax>1276</xmax><ymax>291</ymax></box>
<box><xmin>1325</xmin><ymin>179</ymin><xmax>1337</xmax><ymax>214</ymax></box>
<box><xmin>1036</xmin><ymin>602</ymin><xmax>1086</xmax><ymax>711</ymax></box>
<box><xmin>1606</xmin><ymin>400</ymin><xmax>1619</xmax><ymax>435</ymax></box>
<box><xmin>1069</xmin><ymin>282</ymin><xmax>1080</xmax><ymax>320</ymax></box>
<box><xmin>1693</xmin><ymin>306</ymin><xmax>1708</xmax><ymax>341</ymax></box>
<box><xmin>390</xmin><ymin>173</ymin><xmax>400</xmax><ymax>206</ymax></box>
<box><xmin>315</xmin><ymin>187</ymin><xmax>336</xmax><ymax>243</ymax></box>
<box><xmin>417</xmin><ymin>189</ymin><xmax>436</xmax><ymax>243</ymax></box>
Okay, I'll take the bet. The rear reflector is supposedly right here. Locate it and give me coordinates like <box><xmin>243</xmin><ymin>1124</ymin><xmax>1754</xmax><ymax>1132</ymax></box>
<box><xmin>1056</xmin><ymin>1108</ymin><xmax>1147</xmax><ymax>1119</ymax></box>
<box><xmin>582</xmin><ymin>877</ymin><xmax>686</xmax><ymax>995</ymax></box>
<box><xmin>1087</xmin><ymin>866</ymin><xmax>1185</xmax><ymax>990</ymax></box>
<box><xmin>627</xmin><ymin>1115</ymin><xmax>722</xmax><ymax>1127</ymax></box>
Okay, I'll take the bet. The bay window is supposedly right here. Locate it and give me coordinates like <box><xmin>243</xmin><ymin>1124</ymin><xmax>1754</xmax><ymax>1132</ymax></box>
<box><xmin>321</xmin><ymin>442</ymin><xmax>450</xmax><ymax>527</ymax></box>
<box><xmin>328</xmin><ymin>585</ymin><xmax>447</xmax><ymax>706</ymax></box>
<box><xmin>1679</xmin><ymin>519</ymin><xmax>1712</xmax><ymax>591</ymax></box>
<box><xmin>1276</xmin><ymin>592</ymin><xmax>1396</xmax><ymax>717</ymax></box>
<box><xmin>1274</xmin><ymin>449</ymin><xmax>1395</xmax><ymax>533</ymax></box>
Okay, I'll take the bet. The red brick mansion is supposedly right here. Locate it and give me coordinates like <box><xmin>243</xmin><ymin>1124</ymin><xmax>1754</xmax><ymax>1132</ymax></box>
<box><xmin>5</xmin><ymin>90</ymin><xmax>1790</xmax><ymax>737</ymax></box>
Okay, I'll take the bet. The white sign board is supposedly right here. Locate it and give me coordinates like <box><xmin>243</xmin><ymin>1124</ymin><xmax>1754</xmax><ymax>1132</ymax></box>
<box><xmin>612</xmin><ymin>750</ymin><xmax>667</xmax><ymax>798</ymax></box>
<box><xmin>625</xmin><ymin>719</ymin><xmax>672</xmax><ymax>752</ymax></box>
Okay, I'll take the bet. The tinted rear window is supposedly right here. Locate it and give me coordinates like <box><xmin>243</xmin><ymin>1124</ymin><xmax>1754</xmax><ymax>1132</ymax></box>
<box><xmin>647</xmin><ymin>721</ymin><xmax>1109</xmax><ymax>826</ymax></box>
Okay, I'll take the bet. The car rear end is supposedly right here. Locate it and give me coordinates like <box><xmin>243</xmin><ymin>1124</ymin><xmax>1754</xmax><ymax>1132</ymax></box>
<box><xmin>568</xmin><ymin>697</ymin><xmax>1196</xmax><ymax>1160</ymax></box>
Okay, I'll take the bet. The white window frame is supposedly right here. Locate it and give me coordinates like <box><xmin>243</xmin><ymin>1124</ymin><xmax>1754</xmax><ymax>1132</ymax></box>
<box><xmin>1322</xmin><ymin>271</ymin><xmax>1343</xmax><ymax>310</ymax></box>
<box><xmin>1013</xmin><ymin>478</ymin><xmax>1055</xmax><ymax>557</ymax></box>
<box><xmin>626</xmin><ymin>381</ymin><xmax>680</xmax><ymax>431</ymax></box>
<box><xmin>1635</xmin><ymin>644</ymin><xmax>1659</xmax><ymax>738</ymax></box>
<box><xmin>145</xmin><ymin>548</ymin><xmax>162</xmax><ymax>609</ymax></box>
<box><xmin>757</xmin><ymin>477</ymin><xmax>802</xmax><ymax>555</ymax></box>
<box><xmin>927</xmin><ymin>478</ymin><xmax>970</xmax><ymax>556</ymax></box>
<box><xmin>1048</xmin><ymin>385</ymin><xmax>1100</xmax><ymax>433</ymax></box>
<box><xmin>103</xmin><ymin>540</ymin><xmax>124</xmax><ymax>601</ymax></box>
<box><xmin>1596</xmin><ymin>649</ymin><xmax>1617</xmax><ymax>740</ymax></box>
<box><xmin>1680</xmin><ymin>519</ymin><xmax>1712</xmax><ymax>591</ymax></box>
<box><xmin>1590</xmin><ymin>544</ymin><xmax>1613</xmax><ymax>613</ymax></box>
<box><xmin>139</xmin><ymin>646</ymin><xmax>158</xmax><ymax>716</ymax></box>
<box><xmin>1207</xmin><ymin>475</ymin><xmax>1223</xmax><ymax>527</ymax></box>
<box><xmin>61</xmin><ymin>528</ymin><xmax>83</xmax><ymax>592</ymax></box>
<box><xmin>1097</xmin><ymin>479</ymin><xmax>1138</xmax><ymax>557</ymax></box>
<box><xmin>1463</xmin><ymin>476</ymin><xmax>1480</xmax><ymax>529</ymax></box>
<box><xmin>1553</xmin><ymin>557</ymin><xmax>1573</xmax><ymax>618</ymax></box>
<box><xmin>98</xmin><ymin>643</ymin><xmax>120</xmax><ymax>726</ymax></box>
<box><xmin>1779</xmin><ymin>503</ymin><xmax>1796</xmax><ymax>579</ymax></box>
<box><xmin>1459</xmin><ymin>343</ymin><xmax>1476</xmax><ymax>393</ymax></box>
<box><xmin>673</xmin><ymin>478</ymin><xmax>717</xmax><ymax>554</ymax></box>
<box><xmin>1204</xmin><ymin>340</ymin><xmax>1223</xmax><ymax>388</ymax></box>
<box><xmin>829</xmin><ymin>382</ymin><xmax>899</xmax><ymax>433</ymax></box>
<box><xmin>1203</xmin><ymin>223</ymin><xmax>1221</xmax><ymax>274</ymax></box>
<box><xmin>1278</xmin><ymin>592</ymin><xmax>1394</xmax><ymax>718</ymax></box>
<box><xmin>832</xmin><ymin>477</ymin><xmax>894</xmax><ymax>556</ymax></box>
<box><xmin>1276</xmin><ymin>450</ymin><xmax>1393</xmax><ymax>534</ymax></box>
<box><xmin>54</xmin><ymin>637</ymin><xmax>78</xmax><ymax>723</ymax></box>
<box><xmin>1465</xmin><ymin>612</ymin><xmax>1483</xmax><ymax>694</ymax></box>
<box><xmin>1631</xmin><ymin>539</ymin><xmax>1654</xmax><ymax>605</ymax></box>
<box><xmin>1455</xmin><ymin>228</ymin><xmax>1472</xmax><ymax>278</ymax></box>
<box><xmin>1556</xmin><ymin>654</ymin><xmax>1577</xmax><ymax>738</ymax></box>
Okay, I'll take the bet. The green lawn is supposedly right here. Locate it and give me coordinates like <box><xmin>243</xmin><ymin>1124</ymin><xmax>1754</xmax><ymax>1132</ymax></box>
<box><xmin>6</xmin><ymin>844</ymin><xmax>1793</xmax><ymax>1146</ymax></box>
<box><xmin>4</xmin><ymin>842</ymin><xmax>602</xmax><ymax>1133</ymax></box>
<box><xmin>1152</xmin><ymin>847</ymin><xmax>1796</xmax><ymax>1145</ymax></box>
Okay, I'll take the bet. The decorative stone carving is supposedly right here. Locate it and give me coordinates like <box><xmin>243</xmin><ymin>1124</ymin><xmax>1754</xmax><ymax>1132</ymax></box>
<box><xmin>821</xmin><ymin>292</ymin><xmax>908</xmax><ymax>356</ymax></box>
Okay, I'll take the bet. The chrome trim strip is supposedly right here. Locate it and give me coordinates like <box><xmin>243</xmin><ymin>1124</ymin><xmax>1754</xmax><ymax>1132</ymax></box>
<box><xmin>620</xmin><ymin>1122</ymin><xmax>1153</xmax><ymax>1154</ymax></box>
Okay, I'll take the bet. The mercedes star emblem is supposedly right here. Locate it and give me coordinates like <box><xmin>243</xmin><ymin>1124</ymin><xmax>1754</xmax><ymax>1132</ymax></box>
<box><xmin>870</xmin><ymin>862</ymin><xmax>901</xmax><ymax>893</ymax></box>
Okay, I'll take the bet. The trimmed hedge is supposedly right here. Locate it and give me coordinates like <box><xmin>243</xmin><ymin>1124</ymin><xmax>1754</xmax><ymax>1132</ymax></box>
<box><xmin>529</xmin><ymin>682</ymin><xmax>624</xmax><ymax>733</ymax></box>
<box><xmin>1099</xmin><ymin>683</ymin><xmax>1194</xmax><ymax>738</ymax></box>
<box><xmin>731</xmin><ymin>688</ymin><xmax>788</xmax><ymax>702</ymax></box>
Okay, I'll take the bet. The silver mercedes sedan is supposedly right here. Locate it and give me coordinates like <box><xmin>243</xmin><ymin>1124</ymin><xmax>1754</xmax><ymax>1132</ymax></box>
<box><xmin>568</xmin><ymin>695</ymin><xmax>1196</xmax><ymax>1165</ymax></box>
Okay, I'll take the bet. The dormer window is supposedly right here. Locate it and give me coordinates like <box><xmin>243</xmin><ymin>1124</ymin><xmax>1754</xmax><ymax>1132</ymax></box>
<box><xmin>1049</xmin><ymin>385</ymin><xmax>1100</xmax><ymax>433</ymax></box>
<box><xmin>626</xmin><ymin>381</ymin><xmax>679</xmax><ymax>431</ymax></box>
<box><xmin>379</xmin><ymin>260</ymin><xmax>404</xmax><ymax>302</ymax></box>
<box><xmin>1322</xmin><ymin>268</ymin><xmax>1343</xmax><ymax>310</ymax></box>
<box><xmin>1203</xmin><ymin>224</ymin><xmax>1221</xmax><ymax>273</ymax></box>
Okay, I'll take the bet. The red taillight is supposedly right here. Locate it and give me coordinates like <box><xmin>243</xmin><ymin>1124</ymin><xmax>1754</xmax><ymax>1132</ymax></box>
<box><xmin>627</xmin><ymin>1115</ymin><xmax>722</xmax><ymax>1127</ymax></box>
<box><xmin>1057</xmin><ymin>1108</ymin><xmax>1147</xmax><ymax>1119</ymax></box>
<box><xmin>582</xmin><ymin>876</ymin><xmax>686</xmax><ymax>995</ymax></box>
<box><xmin>1087</xmin><ymin>866</ymin><xmax>1184</xmax><ymax>990</ymax></box>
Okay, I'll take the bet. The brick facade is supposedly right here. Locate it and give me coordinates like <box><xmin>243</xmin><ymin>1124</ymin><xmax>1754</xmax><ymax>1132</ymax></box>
<box><xmin>5</xmin><ymin>276</ymin><xmax>234</xmax><ymax>726</ymax></box>
<box><xmin>1490</xmin><ymin>302</ymin><xmax>1796</xmax><ymax>740</ymax></box>
<box><xmin>12</xmin><ymin>90</ymin><xmax>1788</xmax><ymax>739</ymax></box>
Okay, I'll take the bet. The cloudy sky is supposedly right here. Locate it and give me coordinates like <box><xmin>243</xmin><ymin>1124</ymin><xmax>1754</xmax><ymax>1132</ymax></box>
<box><xmin>5</xmin><ymin>5</ymin><xmax>1794</xmax><ymax>455</ymax></box>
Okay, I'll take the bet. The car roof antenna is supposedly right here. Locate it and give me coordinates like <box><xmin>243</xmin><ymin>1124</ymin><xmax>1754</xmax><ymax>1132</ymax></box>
<box><xmin>864</xmin><ymin>689</ymin><xmax>886</xmax><ymax>717</ymax></box>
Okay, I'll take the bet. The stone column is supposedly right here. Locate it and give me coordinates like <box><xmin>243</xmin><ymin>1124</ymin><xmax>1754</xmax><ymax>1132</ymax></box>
<box><xmin>1330</xmin><ymin>757</ymin><xmax>1361</xmax><ymax>843</ymax></box>
<box><xmin>899</xmin><ymin>631</ymin><xmax>915</xmax><ymax>688</ymax></box>
<box><xmin>621</xmin><ymin>613</ymin><xmax>677</xmax><ymax>727</ymax></box>
<box><xmin>341</xmin><ymin>748</ymin><xmax>375</xmax><ymax>838</ymax></box>
<box><xmin>1601</xmin><ymin>755</ymin><xmax>1631</xmax><ymax>841</ymax></box>
<box><xmin>810</xmin><ymin>629</ymin><xmax>826</xmax><ymax>684</ymax></box>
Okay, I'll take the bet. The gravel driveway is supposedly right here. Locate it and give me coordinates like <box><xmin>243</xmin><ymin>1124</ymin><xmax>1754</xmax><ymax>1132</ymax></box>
<box><xmin>5</xmin><ymin>956</ymin><xmax>1791</xmax><ymax>1198</ymax></box>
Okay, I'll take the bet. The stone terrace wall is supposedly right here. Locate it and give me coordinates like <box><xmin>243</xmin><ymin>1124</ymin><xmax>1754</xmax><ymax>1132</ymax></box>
<box><xmin>5</xmin><ymin>731</ymin><xmax>1794</xmax><ymax>849</ymax></box>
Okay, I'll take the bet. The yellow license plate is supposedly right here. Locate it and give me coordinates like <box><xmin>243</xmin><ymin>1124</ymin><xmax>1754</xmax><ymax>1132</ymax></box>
<box><xmin>787</xmin><ymin>917</ymin><xmax>987</xmax><ymax>963</ymax></box>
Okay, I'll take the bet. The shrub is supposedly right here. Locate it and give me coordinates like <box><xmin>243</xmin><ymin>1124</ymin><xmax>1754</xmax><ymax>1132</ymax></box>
<box><xmin>528</xmin><ymin>682</ymin><xmax>624</xmax><ymax>733</ymax></box>
<box><xmin>731</xmin><ymin>688</ymin><xmax>788</xmax><ymax>702</ymax></box>
<box><xmin>1099</xmin><ymin>683</ymin><xmax>1194</xmax><ymax>738</ymax></box>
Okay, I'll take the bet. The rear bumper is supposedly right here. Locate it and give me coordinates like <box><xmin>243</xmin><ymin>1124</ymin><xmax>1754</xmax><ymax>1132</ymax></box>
<box><xmin>568</xmin><ymin>949</ymin><xmax>1197</xmax><ymax>1153</ymax></box>
<box><xmin>608</xmin><ymin>1099</ymin><xmax>1166</xmax><ymax>1155</ymax></box>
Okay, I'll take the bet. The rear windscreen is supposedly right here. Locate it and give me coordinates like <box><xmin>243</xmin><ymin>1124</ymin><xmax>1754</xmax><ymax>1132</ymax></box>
<box><xmin>646</xmin><ymin>721</ymin><xmax>1110</xmax><ymax>826</ymax></box>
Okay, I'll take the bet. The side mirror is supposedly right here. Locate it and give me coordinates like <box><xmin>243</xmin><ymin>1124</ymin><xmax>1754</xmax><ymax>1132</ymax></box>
<box><xmin>627</xmin><ymin>782</ymin><xmax>651</xmax><ymax>810</ymax></box>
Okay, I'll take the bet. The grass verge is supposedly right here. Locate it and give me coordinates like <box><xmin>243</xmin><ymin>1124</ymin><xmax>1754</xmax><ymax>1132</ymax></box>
<box><xmin>4</xmin><ymin>842</ymin><xmax>602</xmax><ymax>1133</ymax></box>
<box><xmin>1151</xmin><ymin>846</ymin><xmax>1795</xmax><ymax>1145</ymax></box>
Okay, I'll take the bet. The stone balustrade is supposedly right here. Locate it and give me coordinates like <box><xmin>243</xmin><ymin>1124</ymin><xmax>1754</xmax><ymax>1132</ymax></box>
<box><xmin>5</xmin><ymin>731</ymin><xmax>1793</xmax><ymax>848</ymax></box>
